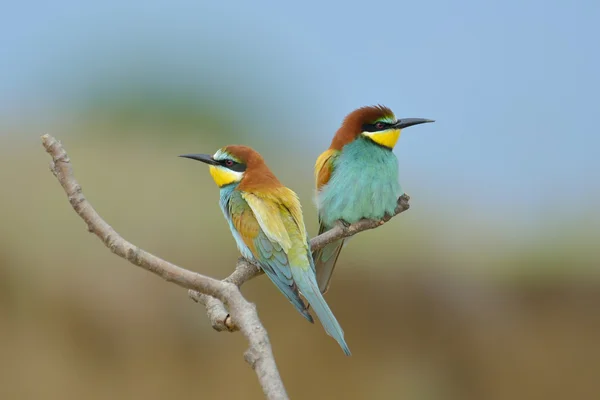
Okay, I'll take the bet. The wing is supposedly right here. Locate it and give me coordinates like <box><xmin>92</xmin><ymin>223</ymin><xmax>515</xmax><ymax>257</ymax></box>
<box><xmin>231</xmin><ymin>190</ymin><xmax>313</xmax><ymax>322</ymax></box>
<box><xmin>313</xmin><ymin>149</ymin><xmax>343</xmax><ymax>293</ymax></box>
<box><xmin>242</xmin><ymin>191</ymin><xmax>292</xmax><ymax>251</ymax></box>
<box><xmin>246</xmin><ymin>188</ymin><xmax>311</xmax><ymax>261</ymax></box>
<box><xmin>314</xmin><ymin>149</ymin><xmax>339</xmax><ymax>191</ymax></box>
<box><xmin>227</xmin><ymin>191</ymin><xmax>261</xmax><ymax>255</ymax></box>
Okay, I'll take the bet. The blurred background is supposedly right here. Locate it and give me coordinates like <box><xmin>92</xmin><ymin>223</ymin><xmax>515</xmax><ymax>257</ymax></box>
<box><xmin>1</xmin><ymin>1</ymin><xmax>599</xmax><ymax>399</ymax></box>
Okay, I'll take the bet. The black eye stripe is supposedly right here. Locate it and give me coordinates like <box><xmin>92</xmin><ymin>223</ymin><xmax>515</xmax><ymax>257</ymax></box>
<box><xmin>362</xmin><ymin>122</ymin><xmax>392</xmax><ymax>132</ymax></box>
<box><xmin>218</xmin><ymin>159</ymin><xmax>247</xmax><ymax>172</ymax></box>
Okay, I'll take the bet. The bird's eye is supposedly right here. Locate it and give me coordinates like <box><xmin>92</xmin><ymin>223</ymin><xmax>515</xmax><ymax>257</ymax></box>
<box><xmin>375</xmin><ymin>122</ymin><xmax>385</xmax><ymax>129</ymax></box>
<box><xmin>225</xmin><ymin>160</ymin><xmax>234</xmax><ymax>167</ymax></box>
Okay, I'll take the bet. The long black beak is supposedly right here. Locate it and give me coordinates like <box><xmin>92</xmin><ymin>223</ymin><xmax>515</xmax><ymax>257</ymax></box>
<box><xmin>394</xmin><ymin>118</ymin><xmax>435</xmax><ymax>129</ymax></box>
<box><xmin>179</xmin><ymin>154</ymin><xmax>218</xmax><ymax>165</ymax></box>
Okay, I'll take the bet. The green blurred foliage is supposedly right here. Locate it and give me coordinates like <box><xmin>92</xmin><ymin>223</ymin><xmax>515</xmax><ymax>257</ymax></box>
<box><xmin>1</xmin><ymin>91</ymin><xmax>599</xmax><ymax>400</ymax></box>
<box><xmin>75</xmin><ymin>79</ymin><xmax>261</xmax><ymax>139</ymax></box>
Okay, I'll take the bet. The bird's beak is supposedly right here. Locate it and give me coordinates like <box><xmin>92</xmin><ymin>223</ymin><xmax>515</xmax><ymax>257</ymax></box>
<box><xmin>393</xmin><ymin>118</ymin><xmax>435</xmax><ymax>129</ymax></box>
<box><xmin>179</xmin><ymin>154</ymin><xmax>218</xmax><ymax>165</ymax></box>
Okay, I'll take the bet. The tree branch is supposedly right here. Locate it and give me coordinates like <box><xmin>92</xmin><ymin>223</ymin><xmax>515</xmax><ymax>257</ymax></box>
<box><xmin>189</xmin><ymin>258</ymin><xmax>263</xmax><ymax>332</ymax></box>
<box><xmin>41</xmin><ymin>135</ymin><xmax>288</xmax><ymax>400</ymax></box>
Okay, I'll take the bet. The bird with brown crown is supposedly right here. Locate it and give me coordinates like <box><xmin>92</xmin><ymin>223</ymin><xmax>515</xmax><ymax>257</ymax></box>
<box><xmin>313</xmin><ymin>105</ymin><xmax>434</xmax><ymax>294</ymax></box>
<box><xmin>181</xmin><ymin>145</ymin><xmax>350</xmax><ymax>355</ymax></box>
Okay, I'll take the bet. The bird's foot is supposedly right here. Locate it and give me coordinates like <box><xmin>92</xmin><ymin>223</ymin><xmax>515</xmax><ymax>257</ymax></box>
<box><xmin>380</xmin><ymin>214</ymin><xmax>392</xmax><ymax>224</ymax></box>
<box><xmin>335</xmin><ymin>219</ymin><xmax>352</xmax><ymax>229</ymax></box>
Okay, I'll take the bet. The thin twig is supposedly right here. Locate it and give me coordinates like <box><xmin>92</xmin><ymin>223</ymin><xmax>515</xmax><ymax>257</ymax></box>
<box><xmin>41</xmin><ymin>134</ymin><xmax>288</xmax><ymax>400</ymax></box>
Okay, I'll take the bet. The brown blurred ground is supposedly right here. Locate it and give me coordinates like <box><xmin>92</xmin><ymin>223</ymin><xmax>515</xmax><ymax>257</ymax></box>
<box><xmin>1</xmin><ymin>122</ymin><xmax>599</xmax><ymax>400</ymax></box>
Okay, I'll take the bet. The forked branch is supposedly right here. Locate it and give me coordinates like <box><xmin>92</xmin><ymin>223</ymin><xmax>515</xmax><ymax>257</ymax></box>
<box><xmin>42</xmin><ymin>134</ymin><xmax>410</xmax><ymax>400</ymax></box>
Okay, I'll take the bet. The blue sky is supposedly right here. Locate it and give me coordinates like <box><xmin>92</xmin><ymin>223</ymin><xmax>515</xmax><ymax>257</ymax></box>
<box><xmin>2</xmin><ymin>0</ymin><xmax>599</xmax><ymax>226</ymax></box>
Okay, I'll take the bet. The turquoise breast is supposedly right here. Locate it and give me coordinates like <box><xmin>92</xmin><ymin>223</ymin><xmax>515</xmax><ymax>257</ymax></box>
<box><xmin>317</xmin><ymin>137</ymin><xmax>402</xmax><ymax>227</ymax></box>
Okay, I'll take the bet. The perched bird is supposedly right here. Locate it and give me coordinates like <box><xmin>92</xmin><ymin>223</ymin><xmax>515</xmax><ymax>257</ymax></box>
<box><xmin>313</xmin><ymin>105</ymin><xmax>434</xmax><ymax>294</ymax></box>
<box><xmin>181</xmin><ymin>145</ymin><xmax>350</xmax><ymax>355</ymax></box>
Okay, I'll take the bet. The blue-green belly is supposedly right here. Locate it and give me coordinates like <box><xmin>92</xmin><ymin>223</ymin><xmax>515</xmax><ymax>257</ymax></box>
<box><xmin>317</xmin><ymin>137</ymin><xmax>402</xmax><ymax>227</ymax></box>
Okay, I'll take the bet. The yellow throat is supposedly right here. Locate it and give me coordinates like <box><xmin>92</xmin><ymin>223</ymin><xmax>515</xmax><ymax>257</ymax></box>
<box><xmin>209</xmin><ymin>165</ymin><xmax>241</xmax><ymax>187</ymax></box>
<box><xmin>365</xmin><ymin>129</ymin><xmax>401</xmax><ymax>148</ymax></box>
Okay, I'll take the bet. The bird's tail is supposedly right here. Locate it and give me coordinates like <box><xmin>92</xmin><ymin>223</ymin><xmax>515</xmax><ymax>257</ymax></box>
<box><xmin>260</xmin><ymin>268</ymin><xmax>314</xmax><ymax>324</ymax></box>
<box><xmin>312</xmin><ymin>223</ymin><xmax>345</xmax><ymax>294</ymax></box>
<box><xmin>291</xmin><ymin>263</ymin><xmax>351</xmax><ymax>356</ymax></box>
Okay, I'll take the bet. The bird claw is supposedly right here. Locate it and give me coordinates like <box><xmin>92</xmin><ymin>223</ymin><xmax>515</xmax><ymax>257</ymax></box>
<box><xmin>335</xmin><ymin>220</ymin><xmax>351</xmax><ymax>229</ymax></box>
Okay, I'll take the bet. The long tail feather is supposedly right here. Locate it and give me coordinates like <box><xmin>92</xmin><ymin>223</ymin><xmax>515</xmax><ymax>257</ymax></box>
<box><xmin>312</xmin><ymin>223</ymin><xmax>345</xmax><ymax>294</ymax></box>
<box><xmin>291</xmin><ymin>266</ymin><xmax>351</xmax><ymax>356</ymax></box>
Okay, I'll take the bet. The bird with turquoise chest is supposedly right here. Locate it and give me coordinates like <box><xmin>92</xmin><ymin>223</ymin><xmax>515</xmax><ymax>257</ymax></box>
<box><xmin>180</xmin><ymin>145</ymin><xmax>350</xmax><ymax>355</ymax></box>
<box><xmin>313</xmin><ymin>105</ymin><xmax>434</xmax><ymax>294</ymax></box>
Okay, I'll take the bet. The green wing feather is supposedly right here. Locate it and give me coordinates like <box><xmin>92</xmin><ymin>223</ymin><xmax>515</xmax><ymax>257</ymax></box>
<box><xmin>230</xmin><ymin>190</ymin><xmax>313</xmax><ymax>322</ymax></box>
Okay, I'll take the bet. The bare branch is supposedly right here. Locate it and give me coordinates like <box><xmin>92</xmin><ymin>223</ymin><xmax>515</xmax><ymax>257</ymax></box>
<box><xmin>189</xmin><ymin>258</ymin><xmax>262</xmax><ymax>332</ymax></box>
<box><xmin>225</xmin><ymin>258</ymin><xmax>264</xmax><ymax>286</ymax></box>
<box><xmin>41</xmin><ymin>135</ymin><xmax>288</xmax><ymax>400</ymax></box>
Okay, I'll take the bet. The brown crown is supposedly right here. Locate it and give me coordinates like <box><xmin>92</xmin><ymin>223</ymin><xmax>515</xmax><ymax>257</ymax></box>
<box><xmin>224</xmin><ymin>145</ymin><xmax>283</xmax><ymax>191</ymax></box>
<box><xmin>330</xmin><ymin>105</ymin><xmax>394</xmax><ymax>150</ymax></box>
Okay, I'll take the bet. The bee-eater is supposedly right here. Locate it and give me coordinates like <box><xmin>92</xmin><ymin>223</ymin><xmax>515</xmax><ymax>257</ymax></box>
<box><xmin>313</xmin><ymin>105</ymin><xmax>434</xmax><ymax>294</ymax></box>
<box><xmin>181</xmin><ymin>145</ymin><xmax>350</xmax><ymax>355</ymax></box>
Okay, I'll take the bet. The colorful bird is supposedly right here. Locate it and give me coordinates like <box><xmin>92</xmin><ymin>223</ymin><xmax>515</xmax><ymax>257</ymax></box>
<box><xmin>181</xmin><ymin>145</ymin><xmax>351</xmax><ymax>355</ymax></box>
<box><xmin>313</xmin><ymin>105</ymin><xmax>434</xmax><ymax>294</ymax></box>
